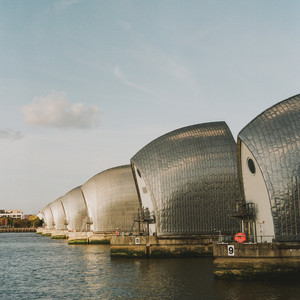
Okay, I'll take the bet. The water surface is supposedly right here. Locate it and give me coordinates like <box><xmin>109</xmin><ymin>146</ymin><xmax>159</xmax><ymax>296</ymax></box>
<box><xmin>0</xmin><ymin>233</ymin><xmax>299</xmax><ymax>299</ymax></box>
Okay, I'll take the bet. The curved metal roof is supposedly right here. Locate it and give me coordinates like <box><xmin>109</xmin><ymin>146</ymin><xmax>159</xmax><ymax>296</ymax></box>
<box><xmin>49</xmin><ymin>197</ymin><xmax>66</xmax><ymax>230</ymax></box>
<box><xmin>238</xmin><ymin>95</ymin><xmax>300</xmax><ymax>241</ymax></box>
<box><xmin>60</xmin><ymin>186</ymin><xmax>89</xmax><ymax>232</ymax></box>
<box><xmin>81</xmin><ymin>165</ymin><xmax>140</xmax><ymax>233</ymax></box>
<box><xmin>41</xmin><ymin>205</ymin><xmax>54</xmax><ymax>230</ymax></box>
<box><xmin>131</xmin><ymin>122</ymin><xmax>242</xmax><ymax>237</ymax></box>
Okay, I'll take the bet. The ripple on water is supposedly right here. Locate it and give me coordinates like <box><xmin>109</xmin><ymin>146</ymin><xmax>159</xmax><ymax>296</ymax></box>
<box><xmin>1</xmin><ymin>233</ymin><xmax>300</xmax><ymax>300</ymax></box>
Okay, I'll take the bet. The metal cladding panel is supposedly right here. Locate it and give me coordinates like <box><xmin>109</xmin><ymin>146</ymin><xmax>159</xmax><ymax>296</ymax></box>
<box><xmin>81</xmin><ymin>165</ymin><xmax>140</xmax><ymax>233</ymax></box>
<box><xmin>42</xmin><ymin>206</ymin><xmax>54</xmax><ymax>230</ymax></box>
<box><xmin>60</xmin><ymin>186</ymin><xmax>89</xmax><ymax>232</ymax></box>
<box><xmin>49</xmin><ymin>197</ymin><xmax>66</xmax><ymax>230</ymax></box>
<box><xmin>238</xmin><ymin>95</ymin><xmax>300</xmax><ymax>241</ymax></box>
<box><xmin>131</xmin><ymin>122</ymin><xmax>242</xmax><ymax>237</ymax></box>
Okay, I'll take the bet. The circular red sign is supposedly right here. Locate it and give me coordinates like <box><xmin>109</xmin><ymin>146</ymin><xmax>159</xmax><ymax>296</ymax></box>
<box><xmin>234</xmin><ymin>232</ymin><xmax>246</xmax><ymax>243</ymax></box>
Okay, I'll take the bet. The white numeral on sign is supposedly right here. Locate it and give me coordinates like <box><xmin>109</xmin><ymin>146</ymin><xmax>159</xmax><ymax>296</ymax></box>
<box><xmin>227</xmin><ymin>245</ymin><xmax>234</xmax><ymax>256</ymax></box>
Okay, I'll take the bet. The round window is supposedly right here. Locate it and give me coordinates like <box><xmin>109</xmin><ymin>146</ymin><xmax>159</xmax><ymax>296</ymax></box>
<box><xmin>247</xmin><ymin>158</ymin><xmax>256</xmax><ymax>174</ymax></box>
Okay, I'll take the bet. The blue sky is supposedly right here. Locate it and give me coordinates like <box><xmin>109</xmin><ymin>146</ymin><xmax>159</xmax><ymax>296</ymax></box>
<box><xmin>1</xmin><ymin>0</ymin><xmax>300</xmax><ymax>214</ymax></box>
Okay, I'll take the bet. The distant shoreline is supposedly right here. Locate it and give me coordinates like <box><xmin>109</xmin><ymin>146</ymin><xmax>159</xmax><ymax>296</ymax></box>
<box><xmin>0</xmin><ymin>228</ymin><xmax>36</xmax><ymax>233</ymax></box>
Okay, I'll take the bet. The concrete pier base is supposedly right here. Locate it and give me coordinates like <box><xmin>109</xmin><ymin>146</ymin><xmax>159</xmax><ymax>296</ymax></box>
<box><xmin>51</xmin><ymin>230</ymin><xmax>67</xmax><ymax>239</ymax></box>
<box><xmin>110</xmin><ymin>236</ymin><xmax>213</xmax><ymax>258</ymax></box>
<box><xmin>67</xmin><ymin>232</ymin><xmax>111</xmax><ymax>245</ymax></box>
<box><xmin>88</xmin><ymin>233</ymin><xmax>111</xmax><ymax>244</ymax></box>
<box><xmin>213</xmin><ymin>242</ymin><xmax>300</xmax><ymax>280</ymax></box>
<box><xmin>41</xmin><ymin>229</ymin><xmax>52</xmax><ymax>236</ymax></box>
<box><xmin>67</xmin><ymin>232</ymin><xmax>89</xmax><ymax>244</ymax></box>
<box><xmin>36</xmin><ymin>228</ymin><xmax>43</xmax><ymax>234</ymax></box>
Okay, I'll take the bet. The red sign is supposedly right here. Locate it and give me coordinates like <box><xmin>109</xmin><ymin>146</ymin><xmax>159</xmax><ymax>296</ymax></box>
<box><xmin>234</xmin><ymin>232</ymin><xmax>246</xmax><ymax>243</ymax></box>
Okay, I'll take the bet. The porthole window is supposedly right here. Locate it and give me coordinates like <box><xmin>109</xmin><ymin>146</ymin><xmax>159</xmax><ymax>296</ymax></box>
<box><xmin>247</xmin><ymin>158</ymin><xmax>256</xmax><ymax>174</ymax></box>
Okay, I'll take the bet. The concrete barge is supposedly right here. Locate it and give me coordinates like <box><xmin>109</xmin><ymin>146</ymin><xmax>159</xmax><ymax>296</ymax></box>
<box><xmin>67</xmin><ymin>232</ymin><xmax>110</xmax><ymax>245</ymax></box>
<box><xmin>110</xmin><ymin>235</ymin><xmax>214</xmax><ymax>258</ymax></box>
<box><xmin>40</xmin><ymin>229</ymin><xmax>111</xmax><ymax>245</ymax></box>
<box><xmin>213</xmin><ymin>242</ymin><xmax>300</xmax><ymax>280</ymax></box>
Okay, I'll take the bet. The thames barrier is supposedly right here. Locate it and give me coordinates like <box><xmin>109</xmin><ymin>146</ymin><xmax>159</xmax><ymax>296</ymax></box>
<box><xmin>38</xmin><ymin>94</ymin><xmax>300</xmax><ymax>279</ymax></box>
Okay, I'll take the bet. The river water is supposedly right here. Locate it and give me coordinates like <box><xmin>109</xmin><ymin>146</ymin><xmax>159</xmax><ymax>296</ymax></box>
<box><xmin>0</xmin><ymin>233</ymin><xmax>299</xmax><ymax>299</ymax></box>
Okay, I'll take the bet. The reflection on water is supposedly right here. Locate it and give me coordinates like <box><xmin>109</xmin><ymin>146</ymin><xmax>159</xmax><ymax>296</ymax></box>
<box><xmin>0</xmin><ymin>233</ymin><xmax>300</xmax><ymax>299</ymax></box>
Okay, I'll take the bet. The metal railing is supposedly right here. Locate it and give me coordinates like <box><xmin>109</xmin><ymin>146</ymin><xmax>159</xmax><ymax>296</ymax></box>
<box><xmin>217</xmin><ymin>234</ymin><xmax>275</xmax><ymax>244</ymax></box>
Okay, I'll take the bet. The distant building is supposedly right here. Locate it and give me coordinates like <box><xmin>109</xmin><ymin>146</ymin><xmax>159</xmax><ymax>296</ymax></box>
<box><xmin>0</xmin><ymin>210</ymin><xmax>23</xmax><ymax>219</ymax></box>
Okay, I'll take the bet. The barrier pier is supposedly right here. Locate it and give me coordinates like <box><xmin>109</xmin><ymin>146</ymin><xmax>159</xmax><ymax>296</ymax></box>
<box><xmin>110</xmin><ymin>235</ymin><xmax>214</xmax><ymax>258</ymax></box>
<box><xmin>213</xmin><ymin>242</ymin><xmax>300</xmax><ymax>280</ymax></box>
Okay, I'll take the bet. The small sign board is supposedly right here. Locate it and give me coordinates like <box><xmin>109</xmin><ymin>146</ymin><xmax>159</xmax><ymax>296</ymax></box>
<box><xmin>135</xmin><ymin>237</ymin><xmax>140</xmax><ymax>245</ymax></box>
<box><xmin>234</xmin><ymin>232</ymin><xmax>246</xmax><ymax>243</ymax></box>
<box><xmin>227</xmin><ymin>245</ymin><xmax>235</xmax><ymax>256</ymax></box>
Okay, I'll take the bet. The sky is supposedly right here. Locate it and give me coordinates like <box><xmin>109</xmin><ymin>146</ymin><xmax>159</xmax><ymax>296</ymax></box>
<box><xmin>1</xmin><ymin>0</ymin><xmax>300</xmax><ymax>214</ymax></box>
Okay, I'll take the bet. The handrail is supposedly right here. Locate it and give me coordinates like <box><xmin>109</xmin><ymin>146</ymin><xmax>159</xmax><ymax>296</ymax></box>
<box><xmin>217</xmin><ymin>234</ymin><xmax>275</xmax><ymax>244</ymax></box>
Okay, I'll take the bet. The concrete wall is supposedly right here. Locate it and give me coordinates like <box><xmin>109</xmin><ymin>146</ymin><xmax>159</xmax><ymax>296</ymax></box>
<box><xmin>240</xmin><ymin>142</ymin><xmax>274</xmax><ymax>242</ymax></box>
<box><xmin>213</xmin><ymin>242</ymin><xmax>300</xmax><ymax>279</ymax></box>
<box><xmin>110</xmin><ymin>235</ymin><xmax>214</xmax><ymax>257</ymax></box>
<box><xmin>132</xmin><ymin>165</ymin><xmax>156</xmax><ymax>235</ymax></box>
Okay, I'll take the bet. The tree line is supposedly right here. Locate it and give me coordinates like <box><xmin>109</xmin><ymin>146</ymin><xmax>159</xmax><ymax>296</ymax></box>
<box><xmin>0</xmin><ymin>216</ymin><xmax>43</xmax><ymax>228</ymax></box>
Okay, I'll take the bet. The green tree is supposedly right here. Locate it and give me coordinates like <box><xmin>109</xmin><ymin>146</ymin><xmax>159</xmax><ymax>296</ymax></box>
<box><xmin>32</xmin><ymin>217</ymin><xmax>43</xmax><ymax>228</ymax></box>
<box><xmin>7</xmin><ymin>217</ymin><xmax>13</xmax><ymax>226</ymax></box>
<box><xmin>13</xmin><ymin>219</ymin><xmax>29</xmax><ymax>228</ymax></box>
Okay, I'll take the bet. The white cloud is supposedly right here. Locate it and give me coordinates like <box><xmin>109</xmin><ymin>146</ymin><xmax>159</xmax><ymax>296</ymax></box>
<box><xmin>22</xmin><ymin>92</ymin><xmax>101</xmax><ymax>130</ymax></box>
<box><xmin>0</xmin><ymin>129</ymin><xmax>23</xmax><ymax>140</ymax></box>
<box><xmin>114</xmin><ymin>65</ymin><xmax>158</xmax><ymax>97</ymax></box>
